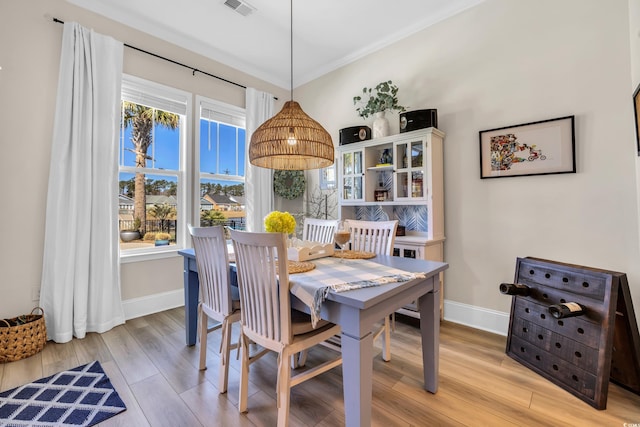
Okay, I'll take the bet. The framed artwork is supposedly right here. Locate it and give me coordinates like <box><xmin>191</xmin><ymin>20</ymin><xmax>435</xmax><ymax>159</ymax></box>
<box><xmin>319</xmin><ymin>163</ymin><xmax>336</xmax><ymax>190</ymax></box>
<box><xmin>633</xmin><ymin>83</ymin><xmax>640</xmax><ymax>156</ymax></box>
<box><xmin>479</xmin><ymin>115</ymin><xmax>576</xmax><ymax>179</ymax></box>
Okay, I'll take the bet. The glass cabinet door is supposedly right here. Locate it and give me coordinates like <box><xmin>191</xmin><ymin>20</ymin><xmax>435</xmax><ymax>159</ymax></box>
<box><xmin>411</xmin><ymin>141</ymin><xmax>423</xmax><ymax>168</ymax></box>
<box><xmin>341</xmin><ymin>150</ymin><xmax>363</xmax><ymax>201</ymax></box>
<box><xmin>394</xmin><ymin>139</ymin><xmax>426</xmax><ymax>201</ymax></box>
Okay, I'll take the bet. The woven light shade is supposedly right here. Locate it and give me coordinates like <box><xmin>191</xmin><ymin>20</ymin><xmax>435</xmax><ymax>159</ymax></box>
<box><xmin>249</xmin><ymin>101</ymin><xmax>334</xmax><ymax>170</ymax></box>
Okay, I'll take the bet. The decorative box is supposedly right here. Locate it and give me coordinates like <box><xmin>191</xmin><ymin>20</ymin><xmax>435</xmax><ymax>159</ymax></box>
<box><xmin>287</xmin><ymin>239</ymin><xmax>334</xmax><ymax>261</ymax></box>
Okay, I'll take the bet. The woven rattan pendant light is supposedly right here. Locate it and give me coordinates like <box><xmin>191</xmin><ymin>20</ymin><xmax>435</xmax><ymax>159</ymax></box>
<box><xmin>249</xmin><ymin>0</ymin><xmax>334</xmax><ymax>170</ymax></box>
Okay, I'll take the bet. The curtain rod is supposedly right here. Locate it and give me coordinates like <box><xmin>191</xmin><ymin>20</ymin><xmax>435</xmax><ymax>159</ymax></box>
<box><xmin>52</xmin><ymin>17</ymin><xmax>277</xmax><ymax>100</ymax></box>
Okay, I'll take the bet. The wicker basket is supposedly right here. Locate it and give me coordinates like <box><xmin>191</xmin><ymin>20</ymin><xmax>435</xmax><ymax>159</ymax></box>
<box><xmin>0</xmin><ymin>307</ymin><xmax>47</xmax><ymax>363</ymax></box>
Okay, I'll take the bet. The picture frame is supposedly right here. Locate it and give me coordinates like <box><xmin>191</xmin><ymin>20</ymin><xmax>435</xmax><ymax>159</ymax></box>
<box><xmin>479</xmin><ymin>115</ymin><xmax>576</xmax><ymax>179</ymax></box>
<box><xmin>319</xmin><ymin>163</ymin><xmax>336</xmax><ymax>190</ymax></box>
<box><xmin>633</xmin><ymin>83</ymin><xmax>640</xmax><ymax>156</ymax></box>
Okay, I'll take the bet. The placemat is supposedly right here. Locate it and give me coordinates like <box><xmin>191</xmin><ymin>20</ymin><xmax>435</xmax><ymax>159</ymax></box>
<box><xmin>332</xmin><ymin>250</ymin><xmax>376</xmax><ymax>259</ymax></box>
<box><xmin>275</xmin><ymin>260</ymin><xmax>316</xmax><ymax>274</ymax></box>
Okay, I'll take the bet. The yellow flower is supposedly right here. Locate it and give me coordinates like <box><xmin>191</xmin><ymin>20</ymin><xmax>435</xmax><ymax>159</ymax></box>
<box><xmin>264</xmin><ymin>211</ymin><xmax>296</xmax><ymax>234</ymax></box>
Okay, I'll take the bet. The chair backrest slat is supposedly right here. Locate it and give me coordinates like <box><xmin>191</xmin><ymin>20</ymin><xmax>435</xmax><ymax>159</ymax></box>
<box><xmin>345</xmin><ymin>219</ymin><xmax>398</xmax><ymax>256</ymax></box>
<box><xmin>303</xmin><ymin>218</ymin><xmax>338</xmax><ymax>244</ymax></box>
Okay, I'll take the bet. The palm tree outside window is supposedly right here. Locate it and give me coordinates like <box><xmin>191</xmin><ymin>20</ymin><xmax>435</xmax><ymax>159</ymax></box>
<box><xmin>118</xmin><ymin>75</ymin><xmax>189</xmax><ymax>253</ymax></box>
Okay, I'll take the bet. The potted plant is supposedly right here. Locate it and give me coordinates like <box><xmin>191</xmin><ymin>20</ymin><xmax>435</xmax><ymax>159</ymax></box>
<box><xmin>154</xmin><ymin>232</ymin><xmax>172</xmax><ymax>246</ymax></box>
<box><xmin>120</xmin><ymin>217</ymin><xmax>141</xmax><ymax>242</ymax></box>
<box><xmin>353</xmin><ymin>80</ymin><xmax>406</xmax><ymax>138</ymax></box>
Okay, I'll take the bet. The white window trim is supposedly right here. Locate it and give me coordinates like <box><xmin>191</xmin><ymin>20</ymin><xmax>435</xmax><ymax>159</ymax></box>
<box><xmin>195</xmin><ymin>95</ymin><xmax>246</xmax><ymax>229</ymax></box>
<box><xmin>120</xmin><ymin>74</ymin><xmax>192</xmax><ymax>262</ymax></box>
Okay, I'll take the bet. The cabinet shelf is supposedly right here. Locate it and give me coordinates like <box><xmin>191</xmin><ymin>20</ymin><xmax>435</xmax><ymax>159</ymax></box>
<box><xmin>367</xmin><ymin>165</ymin><xmax>393</xmax><ymax>171</ymax></box>
<box><xmin>338</xmin><ymin>128</ymin><xmax>443</xmax><ymax>207</ymax></box>
<box><xmin>340</xmin><ymin>200</ymin><xmax>426</xmax><ymax>207</ymax></box>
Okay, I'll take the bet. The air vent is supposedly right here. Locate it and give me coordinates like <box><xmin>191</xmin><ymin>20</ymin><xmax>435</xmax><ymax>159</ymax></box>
<box><xmin>224</xmin><ymin>0</ymin><xmax>255</xmax><ymax>17</ymax></box>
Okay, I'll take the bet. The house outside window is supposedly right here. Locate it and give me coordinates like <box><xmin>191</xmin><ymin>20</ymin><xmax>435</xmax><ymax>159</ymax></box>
<box><xmin>197</xmin><ymin>96</ymin><xmax>246</xmax><ymax>231</ymax></box>
<box><xmin>118</xmin><ymin>75</ymin><xmax>190</xmax><ymax>257</ymax></box>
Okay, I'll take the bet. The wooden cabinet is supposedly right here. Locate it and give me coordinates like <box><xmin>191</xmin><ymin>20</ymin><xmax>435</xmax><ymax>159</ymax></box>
<box><xmin>337</xmin><ymin>128</ymin><xmax>445</xmax><ymax>319</ymax></box>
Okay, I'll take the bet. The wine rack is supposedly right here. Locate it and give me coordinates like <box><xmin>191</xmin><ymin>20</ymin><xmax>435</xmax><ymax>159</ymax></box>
<box><xmin>503</xmin><ymin>257</ymin><xmax>640</xmax><ymax>409</ymax></box>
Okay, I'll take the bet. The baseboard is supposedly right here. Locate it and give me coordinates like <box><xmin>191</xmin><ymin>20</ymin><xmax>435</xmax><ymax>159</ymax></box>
<box><xmin>443</xmin><ymin>299</ymin><xmax>509</xmax><ymax>336</ymax></box>
<box><xmin>122</xmin><ymin>289</ymin><xmax>184</xmax><ymax>321</ymax></box>
<box><xmin>120</xmin><ymin>292</ymin><xmax>510</xmax><ymax>337</ymax></box>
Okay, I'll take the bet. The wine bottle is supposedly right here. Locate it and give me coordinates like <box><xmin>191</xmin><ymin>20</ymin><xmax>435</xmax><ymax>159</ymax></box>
<box><xmin>499</xmin><ymin>283</ymin><xmax>531</xmax><ymax>296</ymax></box>
<box><xmin>548</xmin><ymin>302</ymin><xmax>585</xmax><ymax>319</ymax></box>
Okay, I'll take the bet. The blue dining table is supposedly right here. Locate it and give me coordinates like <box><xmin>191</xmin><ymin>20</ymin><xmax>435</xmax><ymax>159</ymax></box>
<box><xmin>178</xmin><ymin>248</ymin><xmax>448</xmax><ymax>427</ymax></box>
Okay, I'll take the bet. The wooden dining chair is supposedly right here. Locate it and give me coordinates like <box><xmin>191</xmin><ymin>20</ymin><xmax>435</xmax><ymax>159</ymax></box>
<box><xmin>286</xmin><ymin>218</ymin><xmax>339</xmax><ymax>369</ymax></box>
<box><xmin>188</xmin><ymin>225</ymin><xmax>241</xmax><ymax>394</ymax></box>
<box><xmin>345</xmin><ymin>219</ymin><xmax>398</xmax><ymax>362</ymax></box>
<box><xmin>229</xmin><ymin>229</ymin><xmax>342</xmax><ymax>427</ymax></box>
<box><xmin>302</xmin><ymin>218</ymin><xmax>338</xmax><ymax>244</ymax></box>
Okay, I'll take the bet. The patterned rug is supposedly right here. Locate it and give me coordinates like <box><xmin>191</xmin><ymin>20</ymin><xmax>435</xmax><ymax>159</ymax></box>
<box><xmin>0</xmin><ymin>360</ymin><xmax>126</xmax><ymax>426</ymax></box>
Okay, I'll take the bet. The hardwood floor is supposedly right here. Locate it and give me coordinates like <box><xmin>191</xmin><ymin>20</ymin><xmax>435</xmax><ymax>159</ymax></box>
<box><xmin>1</xmin><ymin>309</ymin><xmax>639</xmax><ymax>426</ymax></box>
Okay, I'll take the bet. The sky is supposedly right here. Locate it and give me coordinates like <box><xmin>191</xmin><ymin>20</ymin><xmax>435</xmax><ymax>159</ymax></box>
<box><xmin>119</xmin><ymin>117</ymin><xmax>246</xmax><ymax>188</ymax></box>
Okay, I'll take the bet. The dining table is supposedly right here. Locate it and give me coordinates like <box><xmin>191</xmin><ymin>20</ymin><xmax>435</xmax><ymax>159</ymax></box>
<box><xmin>178</xmin><ymin>248</ymin><xmax>448</xmax><ymax>427</ymax></box>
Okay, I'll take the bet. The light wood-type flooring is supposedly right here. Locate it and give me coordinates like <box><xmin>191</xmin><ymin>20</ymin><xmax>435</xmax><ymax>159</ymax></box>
<box><xmin>1</xmin><ymin>308</ymin><xmax>639</xmax><ymax>426</ymax></box>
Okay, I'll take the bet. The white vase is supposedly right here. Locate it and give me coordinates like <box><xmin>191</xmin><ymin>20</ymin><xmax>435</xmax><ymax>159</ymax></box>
<box><xmin>372</xmin><ymin>111</ymin><xmax>390</xmax><ymax>138</ymax></box>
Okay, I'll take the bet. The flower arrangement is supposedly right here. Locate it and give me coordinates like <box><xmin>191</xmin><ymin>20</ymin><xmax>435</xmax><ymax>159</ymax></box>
<box><xmin>264</xmin><ymin>211</ymin><xmax>296</xmax><ymax>235</ymax></box>
<box><xmin>353</xmin><ymin>80</ymin><xmax>406</xmax><ymax>119</ymax></box>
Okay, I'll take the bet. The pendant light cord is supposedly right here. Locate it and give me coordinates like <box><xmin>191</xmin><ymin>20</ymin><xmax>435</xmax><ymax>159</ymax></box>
<box><xmin>290</xmin><ymin>0</ymin><xmax>294</xmax><ymax>102</ymax></box>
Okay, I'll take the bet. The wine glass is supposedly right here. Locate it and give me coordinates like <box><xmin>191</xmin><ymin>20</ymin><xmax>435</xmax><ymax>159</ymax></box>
<box><xmin>334</xmin><ymin>221</ymin><xmax>351</xmax><ymax>262</ymax></box>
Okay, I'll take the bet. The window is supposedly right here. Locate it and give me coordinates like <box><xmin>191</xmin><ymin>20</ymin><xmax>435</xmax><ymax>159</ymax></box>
<box><xmin>197</xmin><ymin>97</ymin><xmax>246</xmax><ymax>231</ymax></box>
<box><xmin>118</xmin><ymin>75</ymin><xmax>190</xmax><ymax>256</ymax></box>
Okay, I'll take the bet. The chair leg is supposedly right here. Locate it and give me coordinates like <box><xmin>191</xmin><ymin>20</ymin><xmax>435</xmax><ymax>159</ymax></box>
<box><xmin>276</xmin><ymin>352</ymin><xmax>292</xmax><ymax>427</ymax></box>
<box><xmin>218</xmin><ymin>320</ymin><xmax>232</xmax><ymax>394</ymax></box>
<box><xmin>238</xmin><ymin>335</ymin><xmax>250</xmax><ymax>413</ymax></box>
<box><xmin>297</xmin><ymin>350</ymin><xmax>308</xmax><ymax>367</ymax></box>
<box><xmin>198</xmin><ymin>306</ymin><xmax>208</xmax><ymax>370</ymax></box>
<box><xmin>381</xmin><ymin>315</ymin><xmax>391</xmax><ymax>362</ymax></box>
<box><xmin>290</xmin><ymin>350</ymin><xmax>308</xmax><ymax>369</ymax></box>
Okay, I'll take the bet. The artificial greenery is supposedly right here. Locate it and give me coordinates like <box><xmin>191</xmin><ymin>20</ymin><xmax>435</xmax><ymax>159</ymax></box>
<box><xmin>273</xmin><ymin>170</ymin><xmax>306</xmax><ymax>200</ymax></box>
<box><xmin>353</xmin><ymin>80</ymin><xmax>406</xmax><ymax>119</ymax></box>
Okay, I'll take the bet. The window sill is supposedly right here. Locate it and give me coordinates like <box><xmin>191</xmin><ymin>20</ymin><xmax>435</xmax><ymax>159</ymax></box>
<box><xmin>120</xmin><ymin>247</ymin><xmax>183</xmax><ymax>264</ymax></box>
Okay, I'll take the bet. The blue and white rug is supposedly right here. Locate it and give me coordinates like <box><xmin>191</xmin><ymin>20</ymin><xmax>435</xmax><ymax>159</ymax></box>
<box><xmin>0</xmin><ymin>360</ymin><xmax>126</xmax><ymax>426</ymax></box>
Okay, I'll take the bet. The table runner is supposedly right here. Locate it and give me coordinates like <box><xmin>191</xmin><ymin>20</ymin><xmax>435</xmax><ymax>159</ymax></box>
<box><xmin>289</xmin><ymin>257</ymin><xmax>425</xmax><ymax>327</ymax></box>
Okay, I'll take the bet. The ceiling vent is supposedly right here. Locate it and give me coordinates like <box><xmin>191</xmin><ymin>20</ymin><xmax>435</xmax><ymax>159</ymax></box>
<box><xmin>223</xmin><ymin>0</ymin><xmax>255</xmax><ymax>17</ymax></box>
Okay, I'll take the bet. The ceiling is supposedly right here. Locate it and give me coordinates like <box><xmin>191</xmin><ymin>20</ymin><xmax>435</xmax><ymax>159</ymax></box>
<box><xmin>67</xmin><ymin>0</ymin><xmax>484</xmax><ymax>90</ymax></box>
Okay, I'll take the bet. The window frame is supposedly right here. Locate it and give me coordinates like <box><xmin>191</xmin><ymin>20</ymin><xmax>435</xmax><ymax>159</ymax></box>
<box><xmin>119</xmin><ymin>74</ymin><xmax>192</xmax><ymax>263</ymax></box>
<box><xmin>195</xmin><ymin>95</ymin><xmax>247</xmax><ymax>229</ymax></box>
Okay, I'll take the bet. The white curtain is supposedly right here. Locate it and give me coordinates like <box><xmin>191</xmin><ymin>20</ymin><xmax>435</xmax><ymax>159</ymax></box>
<box><xmin>40</xmin><ymin>22</ymin><xmax>125</xmax><ymax>343</ymax></box>
<box><xmin>245</xmin><ymin>88</ymin><xmax>275</xmax><ymax>231</ymax></box>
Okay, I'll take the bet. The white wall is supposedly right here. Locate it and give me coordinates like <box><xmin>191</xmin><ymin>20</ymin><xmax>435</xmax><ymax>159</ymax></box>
<box><xmin>297</xmin><ymin>0</ymin><xmax>640</xmax><ymax>333</ymax></box>
<box><xmin>630</xmin><ymin>0</ymin><xmax>640</xmax><ymax>273</ymax></box>
<box><xmin>0</xmin><ymin>0</ymin><xmax>286</xmax><ymax>318</ymax></box>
